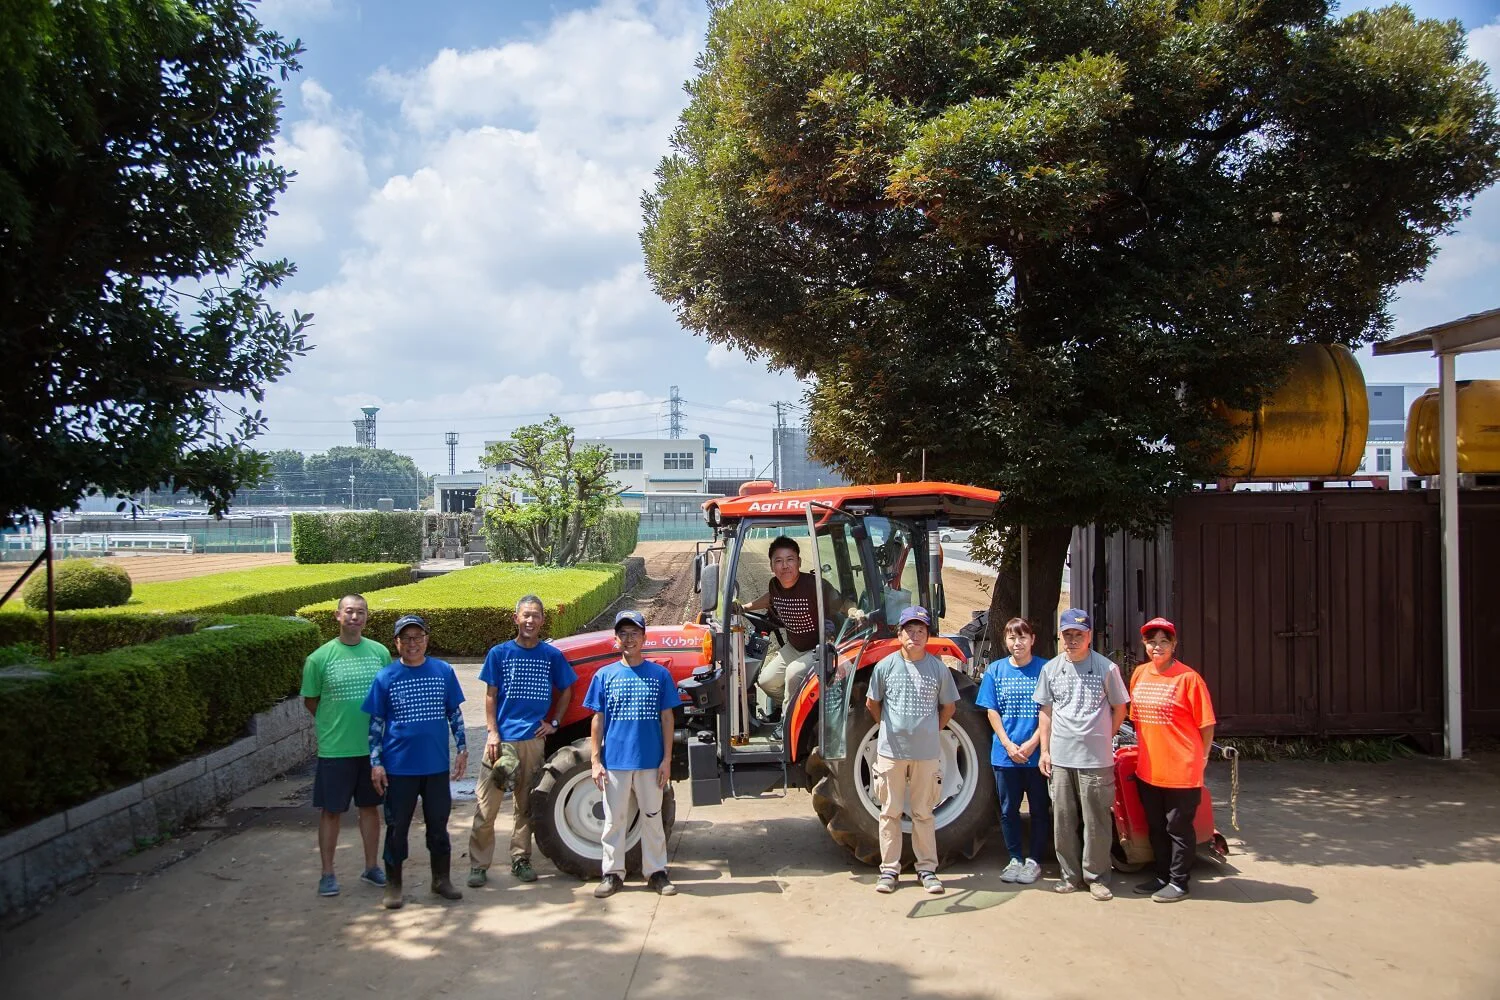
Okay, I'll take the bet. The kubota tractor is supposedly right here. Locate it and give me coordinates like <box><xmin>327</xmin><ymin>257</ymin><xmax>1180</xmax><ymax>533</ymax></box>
<box><xmin>527</xmin><ymin>481</ymin><xmax>1001</xmax><ymax>878</ymax></box>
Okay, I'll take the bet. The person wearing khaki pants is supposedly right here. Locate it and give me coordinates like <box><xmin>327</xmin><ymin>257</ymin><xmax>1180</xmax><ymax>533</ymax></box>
<box><xmin>873</xmin><ymin>756</ymin><xmax>942</xmax><ymax>876</ymax></box>
<box><xmin>467</xmin><ymin>595</ymin><xmax>577</xmax><ymax>888</ymax></box>
<box><xmin>865</xmin><ymin>606</ymin><xmax>959</xmax><ymax>895</ymax></box>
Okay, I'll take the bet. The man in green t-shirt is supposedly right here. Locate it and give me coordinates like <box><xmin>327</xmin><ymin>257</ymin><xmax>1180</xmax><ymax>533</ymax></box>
<box><xmin>301</xmin><ymin>594</ymin><xmax>392</xmax><ymax>897</ymax></box>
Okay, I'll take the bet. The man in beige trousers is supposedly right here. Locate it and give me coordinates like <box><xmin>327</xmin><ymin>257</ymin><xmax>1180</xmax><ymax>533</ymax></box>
<box><xmin>865</xmin><ymin>606</ymin><xmax>959</xmax><ymax>895</ymax></box>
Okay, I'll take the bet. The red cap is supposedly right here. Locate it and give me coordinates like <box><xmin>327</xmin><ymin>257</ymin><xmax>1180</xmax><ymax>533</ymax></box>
<box><xmin>1140</xmin><ymin>617</ymin><xmax>1176</xmax><ymax>638</ymax></box>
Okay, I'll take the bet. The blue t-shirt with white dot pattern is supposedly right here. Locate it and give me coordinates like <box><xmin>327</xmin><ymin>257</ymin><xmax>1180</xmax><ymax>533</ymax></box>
<box><xmin>479</xmin><ymin>640</ymin><xmax>579</xmax><ymax>741</ymax></box>
<box><xmin>976</xmin><ymin>655</ymin><xmax>1046</xmax><ymax>768</ymax></box>
<box><xmin>362</xmin><ymin>658</ymin><xmax>465</xmax><ymax>776</ymax></box>
<box><xmin>583</xmin><ymin>660</ymin><xmax>681</xmax><ymax>770</ymax></box>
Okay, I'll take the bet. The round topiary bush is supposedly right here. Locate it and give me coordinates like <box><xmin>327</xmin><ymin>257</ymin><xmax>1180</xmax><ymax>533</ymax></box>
<box><xmin>22</xmin><ymin>559</ymin><xmax>133</xmax><ymax>611</ymax></box>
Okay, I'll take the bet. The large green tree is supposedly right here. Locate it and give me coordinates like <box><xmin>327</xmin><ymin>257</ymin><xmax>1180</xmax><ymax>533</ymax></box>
<box><xmin>642</xmin><ymin>0</ymin><xmax>1500</xmax><ymax>639</ymax></box>
<box><xmin>0</xmin><ymin>0</ymin><xmax>311</xmax><ymax>524</ymax></box>
<box><xmin>301</xmin><ymin>447</ymin><xmax>428</xmax><ymax>509</ymax></box>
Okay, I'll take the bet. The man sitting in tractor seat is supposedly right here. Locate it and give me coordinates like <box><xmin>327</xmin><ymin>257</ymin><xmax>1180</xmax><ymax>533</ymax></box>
<box><xmin>731</xmin><ymin>535</ymin><xmax>864</xmax><ymax>719</ymax></box>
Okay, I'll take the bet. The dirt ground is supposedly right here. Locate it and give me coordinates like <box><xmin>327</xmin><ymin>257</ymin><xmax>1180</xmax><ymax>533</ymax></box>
<box><xmin>0</xmin><ymin>552</ymin><xmax>294</xmax><ymax>596</ymax></box>
<box><xmin>2</xmin><ymin>749</ymin><xmax>1497</xmax><ymax>999</ymax></box>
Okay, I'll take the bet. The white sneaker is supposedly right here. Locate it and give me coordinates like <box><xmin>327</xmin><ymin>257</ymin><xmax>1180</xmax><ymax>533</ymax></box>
<box><xmin>1000</xmin><ymin>859</ymin><xmax>1024</xmax><ymax>882</ymax></box>
<box><xmin>1017</xmin><ymin>859</ymin><xmax>1041</xmax><ymax>884</ymax></box>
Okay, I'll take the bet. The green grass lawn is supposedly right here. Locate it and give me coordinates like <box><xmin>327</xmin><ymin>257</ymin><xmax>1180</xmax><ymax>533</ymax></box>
<box><xmin>298</xmin><ymin>561</ymin><xmax>625</xmax><ymax>655</ymax></box>
<box><xmin>2</xmin><ymin>563</ymin><xmax>412</xmax><ymax>616</ymax></box>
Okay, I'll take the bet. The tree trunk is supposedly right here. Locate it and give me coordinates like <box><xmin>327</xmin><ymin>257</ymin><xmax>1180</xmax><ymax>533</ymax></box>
<box><xmin>983</xmin><ymin>524</ymin><xmax>1072</xmax><ymax>660</ymax></box>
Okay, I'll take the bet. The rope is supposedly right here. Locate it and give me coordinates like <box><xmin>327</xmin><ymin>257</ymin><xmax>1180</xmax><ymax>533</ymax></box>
<box><xmin>1224</xmin><ymin>744</ymin><xmax>1240</xmax><ymax>831</ymax></box>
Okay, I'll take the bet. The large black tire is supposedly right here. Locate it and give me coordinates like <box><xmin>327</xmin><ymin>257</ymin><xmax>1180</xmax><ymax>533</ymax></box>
<box><xmin>808</xmin><ymin>674</ymin><xmax>996</xmax><ymax>868</ymax></box>
<box><xmin>530</xmin><ymin>738</ymin><xmax>677</xmax><ymax>880</ymax></box>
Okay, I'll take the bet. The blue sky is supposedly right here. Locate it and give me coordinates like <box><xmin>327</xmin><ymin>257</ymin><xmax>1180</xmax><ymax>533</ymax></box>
<box><xmin>249</xmin><ymin>0</ymin><xmax>1500</xmax><ymax>474</ymax></box>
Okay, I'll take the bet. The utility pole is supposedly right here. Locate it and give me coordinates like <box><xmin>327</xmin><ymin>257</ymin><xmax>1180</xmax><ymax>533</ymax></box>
<box><xmin>348</xmin><ymin>465</ymin><xmax>355</xmax><ymax>509</ymax></box>
<box><xmin>771</xmin><ymin>401</ymin><xmax>787</xmax><ymax>488</ymax></box>
<box><xmin>445</xmin><ymin>431</ymin><xmax>459</xmax><ymax>476</ymax></box>
<box><xmin>668</xmin><ymin>386</ymin><xmax>683</xmax><ymax>439</ymax></box>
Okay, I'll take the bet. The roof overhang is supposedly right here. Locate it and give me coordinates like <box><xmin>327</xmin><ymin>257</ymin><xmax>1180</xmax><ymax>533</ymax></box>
<box><xmin>1372</xmin><ymin>306</ymin><xmax>1500</xmax><ymax>357</ymax></box>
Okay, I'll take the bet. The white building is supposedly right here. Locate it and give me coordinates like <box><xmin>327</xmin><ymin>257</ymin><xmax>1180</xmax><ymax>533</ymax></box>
<box><xmin>481</xmin><ymin>436</ymin><xmax>709</xmax><ymax>508</ymax></box>
<box><xmin>1360</xmin><ymin>382</ymin><xmax>1434</xmax><ymax>488</ymax></box>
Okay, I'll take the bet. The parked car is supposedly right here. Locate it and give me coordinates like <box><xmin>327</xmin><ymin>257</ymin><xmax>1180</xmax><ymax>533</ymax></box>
<box><xmin>939</xmin><ymin>526</ymin><xmax>974</xmax><ymax>543</ymax></box>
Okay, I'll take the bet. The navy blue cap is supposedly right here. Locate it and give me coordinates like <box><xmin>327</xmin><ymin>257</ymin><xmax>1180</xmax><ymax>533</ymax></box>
<box><xmin>393</xmin><ymin>614</ymin><xmax>429</xmax><ymax>637</ymax></box>
<box><xmin>897</xmin><ymin>606</ymin><xmax>931</xmax><ymax>629</ymax></box>
<box><xmin>613</xmin><ymin>609</ymin><xmax>647</xmax><ymax>632</ymax></box>
<box><xmin>1059</xmin><ymin>608</ymin><xmax>1091</xmax><ymax>632</ymax></box>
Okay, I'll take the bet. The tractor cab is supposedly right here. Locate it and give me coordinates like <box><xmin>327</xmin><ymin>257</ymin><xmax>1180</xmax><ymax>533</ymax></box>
<box><xmin>682</xmin><ymin>482</ymin><xmax>999</xmax><ymax>805</ymax></box>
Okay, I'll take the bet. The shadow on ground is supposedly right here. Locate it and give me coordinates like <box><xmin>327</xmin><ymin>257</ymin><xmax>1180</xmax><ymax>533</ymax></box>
<box><xmin>1208</xmin><ymin>752</ymin><xmax>1500</xmax><ymax>868</ymax></box>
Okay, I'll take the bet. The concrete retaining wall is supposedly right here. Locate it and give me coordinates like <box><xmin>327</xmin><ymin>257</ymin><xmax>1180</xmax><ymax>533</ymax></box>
<box><xmin>0</xmin><ymin>697</ymin><xmax>315</xmax><ymax>917</ymax></box>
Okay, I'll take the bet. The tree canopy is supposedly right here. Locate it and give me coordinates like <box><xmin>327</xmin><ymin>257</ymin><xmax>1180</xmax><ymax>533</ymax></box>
<box><xmin>0</xmin><ymin>0</ymin><xmax>311</xmax><ymax>524</ymax></box>
<box><xmin>236</xmin><ymin>447</ymin><xmax>428</xmax><ymax>509</ymax></box>
<box><xmin>641</xmin><ymin>0</ymin><xmax>1500</xmax><ymax>631</ymax></box>
<box><xmin>480</xmin><ymin>416</ymin><xmax>620</xmax><ymax>566</ymax></box>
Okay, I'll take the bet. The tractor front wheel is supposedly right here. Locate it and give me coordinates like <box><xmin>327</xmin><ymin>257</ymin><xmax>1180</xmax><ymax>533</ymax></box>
<box><xmin>530</xmin><ymin>738</ymin><xmax>676</xmax><ymax>880</ymax></box>
<box><xmin>809</xmin><ymin>675</ymin><xmax>995</xmax><ymax>868</ymax></box>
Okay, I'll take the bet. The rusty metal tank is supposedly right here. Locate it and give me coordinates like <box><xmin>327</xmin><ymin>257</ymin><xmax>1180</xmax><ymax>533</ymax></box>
<box><xmin>1214</xmin><ymin>343</ymin><xmax>1369</xmax><ymax>478</ymax></box>
<box><xmin>1404</xmin><ymin>380</ymin><xmax>1500</xmax><ymax>476</ymax></box>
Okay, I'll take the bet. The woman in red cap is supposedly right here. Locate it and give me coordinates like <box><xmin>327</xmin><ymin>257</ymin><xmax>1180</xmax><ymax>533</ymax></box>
<box><xmin>1128</xmin><ymin>618</ymin><xmax>1216</xmax><ymax>902</ymax></box>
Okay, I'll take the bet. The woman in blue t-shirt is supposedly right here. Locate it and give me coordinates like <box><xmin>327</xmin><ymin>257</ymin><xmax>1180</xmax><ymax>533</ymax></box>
<box><xmin>975</xmin><ymin>616</ymin><xmax>1052</xmax><ymax>884</ymax></box>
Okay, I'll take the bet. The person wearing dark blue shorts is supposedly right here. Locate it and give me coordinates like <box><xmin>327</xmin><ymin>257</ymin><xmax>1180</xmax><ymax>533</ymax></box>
<box><xmin>976</xmin><ymin>616</ymin><xmax>1051</xmax><ymax>885</ymax></box>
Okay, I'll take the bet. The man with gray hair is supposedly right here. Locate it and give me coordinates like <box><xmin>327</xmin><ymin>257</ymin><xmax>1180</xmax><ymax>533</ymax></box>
<box><xmin>467</xmin><ymin>595</ymin><xmax>578</xmax><ymax>887</ymax></box>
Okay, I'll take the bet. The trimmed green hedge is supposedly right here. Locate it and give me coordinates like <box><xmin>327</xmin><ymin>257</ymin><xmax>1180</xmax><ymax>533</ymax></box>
<box><xmin>293</xmin><ymin>511</ymin><xmax>424</xmax><ymax>563</ymax></box>
<box><xmin>482</xmin><ymin>508</ymin><xmax>640</xmax><ymax>564</ymax></box>
<box><xmin>298</xmin><ymin>562</ymin><xmax>625</xmax><ymax>656</ymax></box>
<box><xmin>0</xmin><ymin>612</ymin><xmax>200</xmax><ymax>656</ymax></box>
<box><xmin>0</xmin><ymin>615</ymin><xmax>322</xmax><ymax>829</ymax></box>
<box><xmin>0</xmin><ymin>564</ymin><xmax>411</xmax><ymax>654</ymax></box>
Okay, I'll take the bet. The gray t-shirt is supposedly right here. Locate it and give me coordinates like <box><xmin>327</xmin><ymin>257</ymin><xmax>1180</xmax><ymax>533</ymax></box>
<box><xmin>867</xmin><ymin>651</ymin><xmax>960</xmax><ymax>761</ymax></box>
<box><xmin>1034</xmin><ymin>650</ymin><xmax>1129</xmax><ymax>769</ymax></box>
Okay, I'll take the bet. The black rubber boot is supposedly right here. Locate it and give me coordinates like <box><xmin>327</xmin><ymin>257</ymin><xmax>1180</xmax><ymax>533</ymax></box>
<box><xmin>383</xmin><ymin>864</ymin><xmax>404</xmax><ymax>910</ymax></box>
<box><xmin>430</xmin><ymin>854</ymin><xmax>463</xmax><ymax>900</ymax></box>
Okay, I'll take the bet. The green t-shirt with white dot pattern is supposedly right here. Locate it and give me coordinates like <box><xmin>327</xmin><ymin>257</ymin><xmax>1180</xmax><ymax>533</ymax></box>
<box><xmin>300</xmin><ymin>637</ymin><xmax>392</xmax><ymax>758</ymax></box>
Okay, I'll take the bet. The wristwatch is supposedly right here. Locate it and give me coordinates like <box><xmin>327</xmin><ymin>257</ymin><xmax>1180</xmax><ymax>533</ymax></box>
<box><xmin>549</xmin><ymin>719</ymin><xmax>560</xmax><ymax>729</ymax></box>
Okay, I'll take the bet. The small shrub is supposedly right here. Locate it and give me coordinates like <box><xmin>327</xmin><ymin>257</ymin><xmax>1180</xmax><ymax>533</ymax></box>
<box><xmin>22</xmin><ymin>560</ymin><xmax>132</xmax><ymax>611</ymax></box>
<box><xmin>298</xmin><ymin>562</ymin><xmax>624</xmax><ymax>655</ymax></box>
<box><xmin>0</xmin><ymin>642</ymin><xmax>41</xmax><ymax>667</ymax></box>
<box><xmin>292</xmin><ymin>511</ymin><xmax>424</xmax><ymax>564</ymax></box>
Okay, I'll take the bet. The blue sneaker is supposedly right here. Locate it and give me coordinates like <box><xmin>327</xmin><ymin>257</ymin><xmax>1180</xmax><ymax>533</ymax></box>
<box><xmin>360</xmin><ymin>867</ymin><xmax>387</xmax><ymax>888</ymax></box>
<box><xmin>318</xmin><ymin>873</ymin><xmax>340</xmax><ymax>897</ymax></box>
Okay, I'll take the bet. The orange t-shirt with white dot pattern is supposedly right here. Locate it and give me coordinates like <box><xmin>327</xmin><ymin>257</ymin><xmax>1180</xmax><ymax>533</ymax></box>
<box><xmin>1128</xmin><ymin>661</ymin><xmax>1216</xmax><ymax>789</ymax></box>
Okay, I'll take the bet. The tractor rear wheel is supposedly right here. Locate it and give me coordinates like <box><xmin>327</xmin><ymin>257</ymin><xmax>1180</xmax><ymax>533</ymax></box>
<box><xmin>530</xmin><ymin>738</ymin><xmax>676</xmax><ymax>880</ymax></box>
<box><xmin>809</xmin><ymin>675</ymin><xmax>995</xmax><ymax>868</ymax></box>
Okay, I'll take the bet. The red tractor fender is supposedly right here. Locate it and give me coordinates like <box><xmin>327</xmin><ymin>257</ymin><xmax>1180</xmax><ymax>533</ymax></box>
<box><xmin>786</xmin><ymin>635</ymin><xmax>969</xmax><ymax>758</ymax></box>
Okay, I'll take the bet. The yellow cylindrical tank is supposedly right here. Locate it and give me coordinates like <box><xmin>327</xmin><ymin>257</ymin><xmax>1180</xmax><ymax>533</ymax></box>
<box><xmin>1405</xmin><ymin>380</ymin><xmax>1500</xmax><ymax>476</ymax></box>
<box><xmin>1214</xmin><ymin>343</ymin><xmax>1369</xmax><ymax>478</ymax></box>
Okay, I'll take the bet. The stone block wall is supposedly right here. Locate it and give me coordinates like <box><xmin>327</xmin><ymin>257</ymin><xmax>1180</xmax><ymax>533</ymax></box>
<box><xmin>0</xmin><ymin>697</ymin><xmax>315</xmax><ymax>917</ymax></box>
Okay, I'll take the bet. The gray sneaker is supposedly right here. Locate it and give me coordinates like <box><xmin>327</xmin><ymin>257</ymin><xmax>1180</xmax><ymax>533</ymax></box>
<box><xmin>594</xmin><ymin>873</ymin><xmax>624</xmax><ymax>898</ymax></box>
<box><xmin>918</xmin><ymin>870</ymin><xmax>944</xmax><ymax>894</ymax></box>
<box><xmin>1088</xmin><ymin>880</ymin><xmax>1114</xmax><ymax>901</ymax></box>
<box><xmin>467</xmin><ymin>867</ymin><xmax>488</xmax><ymax>888</ymax></box>
<box><xmin>1000</xmin><ymin>859</ymin><xmax>1023</xmax><ymax>883</ymax></box>
<box><xmin>1152</xmin><ymin>882</ymin><xmax>1190</xmax><ymax>903</ymax></box>
<box><xmin>1017</xmin><ymin>859</ymin><xmax>1041</xmax><ymax>884</ymax></box>
<box><xmin>875</xmin><ymin>872</ymin><xmax>898</xmax><ymax>894</ymax></box>
<box><xmin>317</xmin><ymin>873</ymin><xmax>339</xmax><ymax>897</ymax></box>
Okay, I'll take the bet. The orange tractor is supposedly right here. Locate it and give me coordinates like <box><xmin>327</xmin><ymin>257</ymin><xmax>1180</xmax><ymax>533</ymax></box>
<box><xmin>528</xmin><ymin>481</ymin><xmax>1001</xmax><ymax>876</ymax></box>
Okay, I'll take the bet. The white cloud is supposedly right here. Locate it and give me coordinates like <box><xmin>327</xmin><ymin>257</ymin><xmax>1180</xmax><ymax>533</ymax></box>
<box><xmin>1468</xmin><ymin>17</ymin><xmax>1500</xmax><ymax>75</ymax></box>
